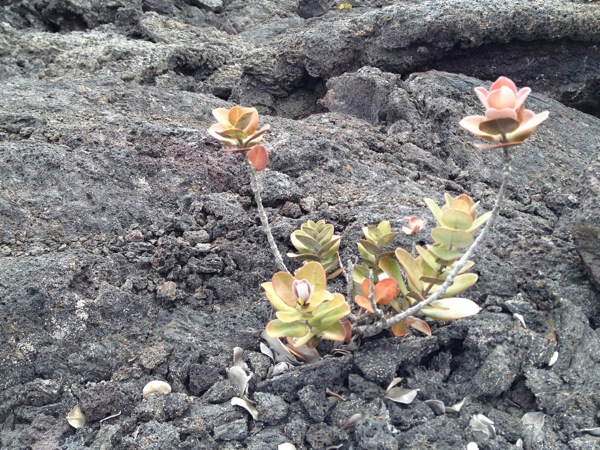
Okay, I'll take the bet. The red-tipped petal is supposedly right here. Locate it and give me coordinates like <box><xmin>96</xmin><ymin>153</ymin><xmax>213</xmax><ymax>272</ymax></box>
<box><xmin>484</xmin><ymin>108</ymin><xmax>518</xmax><ymax>122</ymax></box>
<box><xmin>489</xmin><ymin>76</ymin><xmax>517</xmax><ymax>94</ymax></box>
<box><xmin>247</xmin><ymin>145</ymin><xmax>269</xmax><ymax>171</ymax></box>
<box><xmin>487</xmin><ymin>86</ymin><xmax>517</xmax><ymax>110</ymax></box>
<box><xmin>474</xmin><ymin>87</ymin><xmax>490</xmax><ymax>108</ymax></box>
<box><xmin>514</xmin><ymin>87</ymin><xmax>531</xmax><ymax>111</ymax></box>
<box><xmin>459</xmin><ymin>115</ymin><xmax>498</xmax><ymax>141</ymax></box>
<box><xmin>507</xmin><ymin>111</ymin><xmax>549</xmax><ymax>142</ymax></box>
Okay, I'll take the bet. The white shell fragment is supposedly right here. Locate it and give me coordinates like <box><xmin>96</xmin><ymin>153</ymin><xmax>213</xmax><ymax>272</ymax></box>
<box><xmin>548</xmin><ymin>351</ymin><xmax>559</xmax><ymax>367</ymax></box>
<box><xmin>260</xmin><ymin>342</ymin><xmax>274</xmax><ymax>361</ymax></box>
<box><xmin>66</xmin><ymin>404</ymin><xmax>86</xmax><ymax>429</ymax></box>
<box><xmin>385</xmin><ymin>377</ymin><xmax>403</xmax><ymax>391</ymax></box>
<box><xmin>447</xmin><ymin>397</ymin><xmax>467</xmax><ymax>413</ymax></box>
<box><xmin>278</xmin><ymin>444</ymin><xmax>297</xmax><ymax>450</ymax></box>
<box><xmin>580</xmin><ymin>427</ymin><xmax>600</xmax><ymax>436</ymax></box>
<box><xmin>467</xmin><ymin>443</ymin><xmax>479</xmax><ymax>450</ymax></box>
<box><xmin>142</xmin><ymin>380</ymin><xmax>172</xmax><ymax>397</ymax></box>
<box><xmin>516</xmin><ymin>438</ymin><xmax>524</xmax><ymax>448</ymax></box>
<box><xmin>513</xmin><ymin>313</ymin><xmax>527</xmax><ymax>328</ymax></box>
<box><xmin>270</xmin><ymin>361</ymin><xmax>292</xmax><ymax>377</ymax></box>
<box><xmin>522</xmin><ymin>411</ymin><xmax>545</xmax><ymax>430</ymax></box>
<box><xmin>469</xmin><ymin>414</ymin><xmax>496</xmax><ymax>440</ymax></box>
<box><xmin>233</xmin><ymin>347</ymin><xmax>247</xmax><ymax>369</ymax></box>
<box><xmin>385</xmin><ymin>387</ymin><xmax>419</xmax><ymax>404</ymax></box>
<box><xmin>227</xmin><ymin>366</ymin><xmax>252</xmax><ymax>397</ymax></box>
<box><xmin>231</xmin><ymin>397</ymin><xmax>258</xmax><ymax>420</ymax></box>
<box><xmin>424</xmin><ymin>400</ymin><xmax>446</xmax><ymax>415</ymax></box>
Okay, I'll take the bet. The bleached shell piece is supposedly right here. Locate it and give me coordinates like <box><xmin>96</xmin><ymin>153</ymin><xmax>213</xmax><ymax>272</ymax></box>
<box><xmin>447</xmin><ymin>397</ymin><xmax>467</xmax><ymax>413</ymax></box>
<box><xmin>516</xmin><ymin>438</ymin><xmax>524</xmax><ymax>448</ymax></box>
<box><xmin>385</xmin><ymin>387</ymin><xmax>419</xmax><ymax>404</ymax></box>
<box><xmin>278</xmin><ymin>444</ymin><xmax>297</xmax><ymax>450</ymax></box>
<box><xmin>260</xmin><ymin>342</ymin><xmax>274</xmax><ymax>361</ymax></box>
<box><xmin>233</xmin><ymin>347</ymin><xmax>245</xmax><ymax>367</ymax></box>
<box><xmin>467</xmin><ymin>443</ymin><xmax>479</xmax><ymax>450</ymax></box>
<box><xmin>522</xmin><ymin>411</ymin><xmax>545</xmax><ymax>430</ymax></box>
<box><xmin>548</xmin><ymin>351</ymin><xmax>559</xmax><ymax>367</ymax></box>
<box><xmin>385</xmin><ymin>377</ymin><xmax>403</xmax><ymax>391</ymax></box>
<box><xmin>470</xmin><ymin>414</ymin><xmax>496</xmax><ymax>440</ymax></box>
<box><xmin>227</xmin><ymin>366</ymin><xmax>252</xmax><ymax>397</ymax></box>
<box><xmin>231</xmin><ymin>396</ymin><xmax>258</xmax><ymax>420</ymax></box>
<box><xmin>142</xmin><ymin>380</ymin><xmax>172</xmax><ymax>397</ymax></box>
<box><xmin>424</xmin><ymin>399</ymin><xmax>446</xmax><ymax>415</ymax></box>
<box><xmin>66</xmin><ymin>404</ymin><xmax>86</xmax><ymax>429</ymax></box>
<box><xmin>513</xmin><ymin>313</ymin><xmax>527</xmax><ymax>328</ymax></box>
<box><xmin>581</xmin><ymin>428</ymin><xmax>600</xmax><ymax>436</ymax></box>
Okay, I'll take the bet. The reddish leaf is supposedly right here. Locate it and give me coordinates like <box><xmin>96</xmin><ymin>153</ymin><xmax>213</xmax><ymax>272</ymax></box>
<box><xmin>405</xmin><ymin>316</ymin><xmax>432</xmax><ymax>336</ymax></box>
<box><xmin>354</xmin><ymin>294</ymin><xmax>374</xmax><ymax>313</ymax></box>
<box><xmin>374</xmin><ymin>278</ymin><xmax>398</xmax><ymax>305</ymax></box>
<box><xmin>391</xmin><ymin>321</ymin><xmax>409</xmax><ymax>337</ymax></box>
<box><xmin>247</xmin><ymin>145</ymin><xmax>269</xmax><ymax>171</ymax></box>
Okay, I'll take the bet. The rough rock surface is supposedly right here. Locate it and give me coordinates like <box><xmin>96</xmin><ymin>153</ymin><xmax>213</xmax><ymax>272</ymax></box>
<box><xmin>1</xmin><ymin>0</ymin><xmax>600</xmax><ymax>449</ymax></box>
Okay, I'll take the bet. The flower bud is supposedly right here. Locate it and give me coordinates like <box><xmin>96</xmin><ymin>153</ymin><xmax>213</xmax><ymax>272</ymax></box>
<box><xmin>292</xmin><ymin>279</ymin><xmax>313</xmax><ymax>304</ymax></box>
<box><xmin>402</xmin><ymin>216</ymin><xmax>427</xmax><ymax>235</ymax></box>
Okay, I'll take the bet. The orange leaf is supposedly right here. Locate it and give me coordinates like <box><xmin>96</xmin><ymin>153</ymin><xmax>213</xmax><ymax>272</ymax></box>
<box><xmin>374</xmin><ymin>278</ymin><xmax>398</xmax><ymax>305</ymax></box>
<box><xmin>354</xmin><ymin>295</ymin><xmax>374</xmax><ymax>313</ymax></box>
<box><xmin>247</xmin><ymin>145</ymin><xmax>269</xmax><ymax>171</ymax></box>
<box><xmin>391</xmin><ymin>321</ymin><xmax>409</xmax><ymax>337</ymax></box>
<box><xmin>405</xmin><ymin>316</ymin><xmax>432</xmax><ymax>336</ymax></box>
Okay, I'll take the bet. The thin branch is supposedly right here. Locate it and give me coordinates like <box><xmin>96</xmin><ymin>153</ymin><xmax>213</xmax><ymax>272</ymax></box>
<box><xmin>367</xmin><ymin>269</ymin><xmax>383</xmax><ymax>318</ymax></box>
<box><xmin>355</xmin><ymin>147</ymin><xmax>514</xmax><ymax>336</ymax></box>
<box><xmin>245</xmin><ymin>157</ymin><xmax>288</xmax><ymax>273</ymax></box>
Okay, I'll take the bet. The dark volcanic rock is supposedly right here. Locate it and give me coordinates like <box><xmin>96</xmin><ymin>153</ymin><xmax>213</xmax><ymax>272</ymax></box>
<box><xmin>1</xmin><ymin>1</ymin><xmax>600</xmax><ymax>449</ymax></box>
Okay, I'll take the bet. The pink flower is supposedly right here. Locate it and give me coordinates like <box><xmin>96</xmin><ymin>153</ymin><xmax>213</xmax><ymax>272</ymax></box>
<box><xmin>402</xmin><ymin>216</ymin><xmax>427</xmax><ymax>235</ymax></box>
<box><xmin>459</xmin><ymin>77</ymin><xmax>549</xmax><ymax>148</ymax></box>
<box><xmin>292</xmin><ymin>279</ymin><xmax>313</xmax><ymax>304</ymax></box>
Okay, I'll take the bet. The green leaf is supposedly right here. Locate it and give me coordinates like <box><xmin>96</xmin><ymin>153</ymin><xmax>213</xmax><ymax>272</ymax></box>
<box><xmin>362</xmin><ymin>226</ymin><xmax>382</xmax><ymax>243</ymax></box>
<box><xmin>292</xmin><ymin>233</ymin><xmax>321</xmax><ymax>254</ymax></box>
<box><xmin>357</xmin><ymin>242</ymin><xmax>377</xmax><ymax>266</ymax></box>
<box><xmin>395</xmin><ymin>248</ymin><xmax>423</xmax><ymax>292</ymax></box>
<box><xmin>352</xmin><ymin>264</ymin><xmax>370</xmax><ymax>284</ymax></box>
<box><xmin>287</xmin><ymin>253</ymin><xmax>321</xmax><ymax>262</ymax></box>
<box><xmin>415</xmin><ymin>246</ymin><xmax>441</xmax><ymax>272</ymax></box>
<box><xmin>425</xmin><ymin>198</ymin><xmax>443</xmax><ymax>224</ymax></box>
<box><xmin>421</xmin><ymin>298</ymin><xmax>481</xmax><ymax>320</ymax></box>
<box><xmin>291</xmin><ymin>331</ymin><xmax>317</xmax><ymax>348</ymax></box>
<box><xmin>467</xmin><ymin>211</ymin><xmax>492</xmax><ymax>232</ymax></box>
<box><xmin>420</xmin><ymin>276</ymin><xmax>445</xmax><ymax>285</ymax></box>
<box><xmin>271</xmin><ymin>272</ymin><xmax>298</xmax><ymax>307</ymax></box>
<box><xmin>318</xmin><ymin>238</ymin><xmax>341</xmax><ymax>260</ymax></box>
<box><xmin>309</xmin><ymin>294</ymin><xmax>350</xmax><ymax>331</ymax></box>
<box><xmin>296</xmin><ymin>261</ymin><xmax>327</xmax><ymax>291</ymax></box>
<box><xmin>315</xmin><ymin>224</ymin><xmax>335</xmax><ymax>245</ymax></box>
<box><xmin>215</xmin><ymin>128</ymin><xmax>247</xmax><ymax>140</ymax></box>
<box><xmin>431</xmin><ymin>273</ymin><xmax>478</xmax><ymax>297</ymax></box>
<box><xmin>431</xmin><ymin>227</ymin><xmax>473</xmax><ymax>249</ymax></box>
<box><xmin>440</xmin><ymin>209</ymin><xmax>473</xmax><ymax>231</ymax></box>
<box><xmin>377</xmin><ymin>220</ymin><xmax>392</xmax><ymax>235</ymax></box>
<box><xmin>427</xmin><ymin>245</ymin><xmax>463</xmax><ymax>262</ymax></box>
<box><xmin>316</xmin><ymin>321</ymin><xmax>347</xmax><ymax>342</ymax></box>
<box><xmin>379</xmin><ymin>257</ymin><xmax>408</xmax><ymax>296</ymax></box>
<box><xmin>261</xmin><ymin>282</ymin><xmax>296</xmax><ymax>312</ymax></box>
<box><xmin>266</xmin><ymin>319</ymin><xmax>309</xmax><ymax>338</ymax></box>
<box><xmin>276</xmin><ymin>310</ymin><xmax>312</xmax><ymax>323</ymax></box>
<box><xmin>234</xmin><ymin>111</ymin><xmax>255</xmax><ymax>131</ymax></box>
<box><xmin>377</xmin><ymin>232</ymin><xmax>398</xmax><ymax>248</ymax></box>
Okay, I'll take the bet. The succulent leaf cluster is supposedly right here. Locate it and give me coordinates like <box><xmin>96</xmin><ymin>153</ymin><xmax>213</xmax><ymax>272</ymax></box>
<box><xmin>262</xmin><ymin>262</ymin><xmax>351</xmax><ymax>348</ymax></box>
<box><xmin>208</xmin><ymin>106</ymin><xmax>270</xmax><ymax>171</ymax></box>
<box><xmin>353</xmin><ymin>194</ymin><xmax>487</xmax><ymax>337</ymax></box>
<box><xmin>287</xmin><ymin>220</ymin><xmax>343</xmax><ymax>279</ymax></box>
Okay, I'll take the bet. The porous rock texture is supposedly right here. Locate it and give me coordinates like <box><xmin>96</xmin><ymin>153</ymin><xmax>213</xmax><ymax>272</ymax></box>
<box><xmin>1</xmin><ymin>0</ymin><xmax>600</xmax><ymax>449</ymax></box>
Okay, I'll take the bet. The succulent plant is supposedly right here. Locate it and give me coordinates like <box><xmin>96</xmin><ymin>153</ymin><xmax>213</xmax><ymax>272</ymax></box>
<box><xmin>459</xmin><ymin>76</ymin><xmax>549</xmax><ymax>149</ymax></box>
<box><xmin>353</xmin><ymin>195</ymin><xmax>487</xmax><ymax>337</ymax></box>
<box><xmin>208</xmin><ymin>105</ymin><xmax>270</xmax><ymax>171</ymax></box>
<box><xmin>262</xmin><ymin>262</ymin><xmax>351</xmax><ymax>348</ymax></box>
<box><xmin>287</xmin><ymin>220</ymin><xmax>343</xmax><ymax>279</ymax></box>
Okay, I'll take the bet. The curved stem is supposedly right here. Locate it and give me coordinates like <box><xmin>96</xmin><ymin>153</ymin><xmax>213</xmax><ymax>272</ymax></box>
<box><xmin>245</xmin><ymin>157</ymin><xmax>288</xmax><ymax>273</ymax></box>
<box><xmin>355</xmin><ymin>147</ymin><xmax>514</xmax><ymax>337</ymax></box>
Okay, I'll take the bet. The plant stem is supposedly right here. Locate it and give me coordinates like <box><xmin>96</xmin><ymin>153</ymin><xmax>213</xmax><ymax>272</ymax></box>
<box><xmin>356</xmin><ymin>147</ymin><xmax>514</xmax><ymax>337</ymax></box>
<box><xmin>245</xmin><ymin>157</ymin><xmax>288</xmax><ymax>273</ymax></box>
